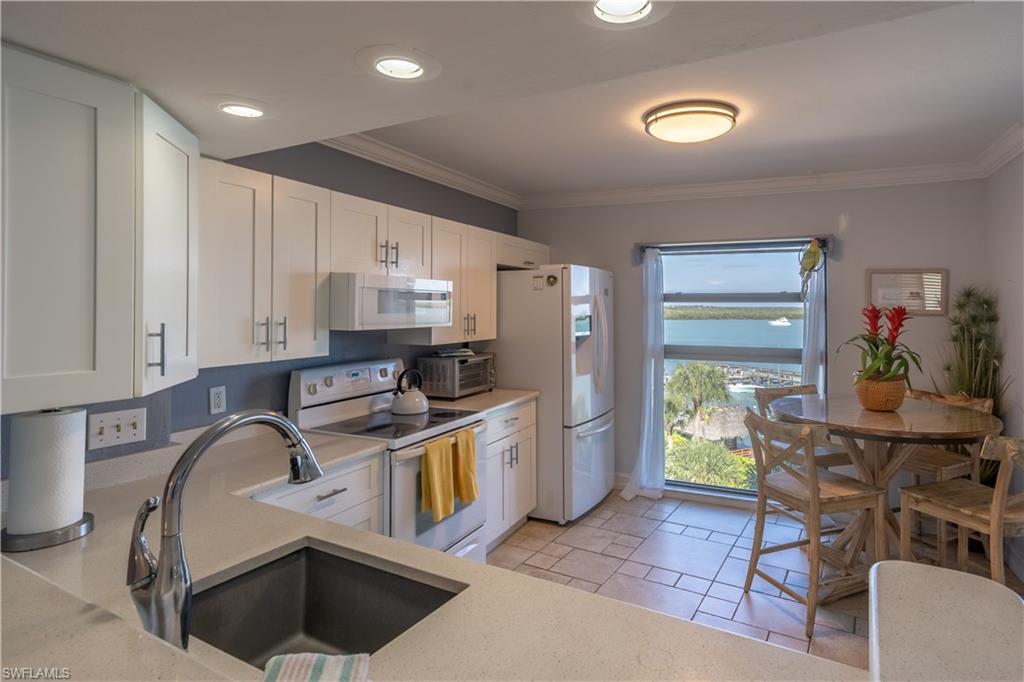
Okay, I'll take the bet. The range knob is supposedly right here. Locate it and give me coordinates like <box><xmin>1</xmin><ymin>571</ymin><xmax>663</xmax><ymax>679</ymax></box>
<box><xmin>324</xmin><ymin>375</ymin><xmax>335</xmax><ymax>388</ymax></box>
<box><xmin>306</xmin><ymin>383</ymin><xmax>318</xmax><ymax>396</ymax></box>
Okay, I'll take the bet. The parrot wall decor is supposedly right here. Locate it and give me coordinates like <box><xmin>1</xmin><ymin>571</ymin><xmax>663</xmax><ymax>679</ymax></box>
<box><xmin>799</xmin><ymin>238</ymin><xmax>825</xmax><ymax>301</ymax></box>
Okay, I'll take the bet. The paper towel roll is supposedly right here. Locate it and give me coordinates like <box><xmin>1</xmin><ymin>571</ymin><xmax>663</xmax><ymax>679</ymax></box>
<box><xmin>6</xmin><ymin>408</ymin><xmax>87</xmax><ymax>535</ymax></box>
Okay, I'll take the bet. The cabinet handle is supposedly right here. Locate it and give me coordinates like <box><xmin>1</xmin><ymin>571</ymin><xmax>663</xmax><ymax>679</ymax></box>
<box><xmin>276</xmin><ymin>316</ymin><xmax>288</xmax><ymax>351</ymax></box>
<box><xmin>504</xmin><ymin>415</ymin><xmax>520</xmax><ymax>425</ymax></box>
<box><xmin>146</xmin><ymin>323</ymin><xmax>166</xmax><ymax>377</ymax></box>
<box><xmin>506</xmin><ymin>448</ymin><xmax>514</xmax><ymax>468</ymax></box>
<box><xmin>379</xmin><ymin>240</ymin><xmax>390</xmax><ymax>267</ymax></box>
<box><xmin>511</xmin><ymin>443</ymin><xmax>520</xmax><ymax>466</ymax></box>
<box><xmin>463</xmin><ymin>314</ymin><xmax>470</xmax><ymax>336</ymax></box>
<box><xmin>256</xmin><ymin>316</ymin><xmax>271</xmax><ymax>350</ymax></box>
<box><xmin>471</xmin><ymin>313</ymin><xmax>477</xmax><ymax>335</ymax></box>
<box><xmin>523</xmin><ymin>260</ymin><xmax>536</xmax><ymax>267</ymax></box>
<box><xmin>391</xmin><ymin>241</ymin><xmax>400</xmax><ymax>268</ymax></box>
<box><xmin>315</xmin><ymin>487</ymin><xmax>348</xmax><ymax>502</ymax></box>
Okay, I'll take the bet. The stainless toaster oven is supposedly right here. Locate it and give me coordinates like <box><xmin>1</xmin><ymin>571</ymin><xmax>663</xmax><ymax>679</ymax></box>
<box><xmin>417</xmin><ymin>353</ymin><xmax>496</xmax><ymax>399</ymax></box>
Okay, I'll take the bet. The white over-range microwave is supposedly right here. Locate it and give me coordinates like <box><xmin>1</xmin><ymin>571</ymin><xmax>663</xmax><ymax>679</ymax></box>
<box><xmin>329</xmin><ymin>273</ymin><xmax>453</xmax><ymax>330</ymax></box>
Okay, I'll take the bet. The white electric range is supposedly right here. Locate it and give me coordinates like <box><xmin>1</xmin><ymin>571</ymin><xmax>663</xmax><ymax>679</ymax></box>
<box><xmin>289</xmin><ymin>359</ymin><xmax>488</xmax><ymax>561</ymax></box>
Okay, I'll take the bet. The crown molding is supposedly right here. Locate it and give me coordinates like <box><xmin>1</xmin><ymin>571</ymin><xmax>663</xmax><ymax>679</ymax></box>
<box><xmin>323</xmin><ymin>123</ymin><xmax>1023</xmax><ymax>212</ymax></box>
<box><xmin>320</xmin><ymin>134</ymin><xmax>524</xmax><ymax>209</ymax></box>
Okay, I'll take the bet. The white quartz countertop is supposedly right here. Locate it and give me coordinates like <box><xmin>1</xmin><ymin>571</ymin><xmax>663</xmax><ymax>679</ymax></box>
<box><xmin>3</xmin><ymin>409</ymin><xmax>865</xmax><ymax>681</ymax></box>
<box><xmin>428</xmin><ymin>387</ymin><xmax>540</xmax><ymax>413</ymax></box>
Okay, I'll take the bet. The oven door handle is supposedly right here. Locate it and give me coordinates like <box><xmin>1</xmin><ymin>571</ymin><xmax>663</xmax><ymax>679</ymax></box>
<box><xmin>391</xmin><ymin>422</ymin><xmax>487</xmax><ymax>463</ymax></box>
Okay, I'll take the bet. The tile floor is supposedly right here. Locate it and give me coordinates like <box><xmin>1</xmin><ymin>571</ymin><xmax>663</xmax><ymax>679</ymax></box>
<box><xmin>486</xmin><ymin>492</ymin><xmax>1024</xmax><ymax>670</ymax></box>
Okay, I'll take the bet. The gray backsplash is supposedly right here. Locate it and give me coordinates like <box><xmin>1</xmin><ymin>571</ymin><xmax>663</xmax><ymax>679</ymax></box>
<box><xmin>1</xmin><ymin>142</ymin><xmax>516</xmax><ymax>478</ymax></box>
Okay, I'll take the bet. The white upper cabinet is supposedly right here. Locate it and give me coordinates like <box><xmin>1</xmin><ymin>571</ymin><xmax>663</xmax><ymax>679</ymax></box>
<box><xmin>464</xmin><ymin>228</ymin><xmax>497</xmax><ymax>339</ymax></box>
<box><xmin>272</xmin><ymin>177</ymin><xmax>331</xmax><ymax>360</ymax></box>
<box><xmin>330</xmin><ymin>192</ymin><xmax>432</xmax><ymax>278</ymax></box>
<box><xmin>135</xmin><ymin>94</ymin><xmax>200</xmax><ymax>396</ymax></box>
<box><xmin>198</xmin><ymin>159</ymin><xmax>273</xmax><ymax>368</ymax></box>
<box><xmin>330</xmin><ymin>193</ymin><xmax>388</xmax><ymax>275</ymax></box>
<box><xmin>2</xmin><ymin>46</ymin><xmax>135</xmax><ymax>412</ymax></box>
<box><xmin>495</xmin><ymin>234</ymin><xmax>551</xmax><ymax>269</ymax></box>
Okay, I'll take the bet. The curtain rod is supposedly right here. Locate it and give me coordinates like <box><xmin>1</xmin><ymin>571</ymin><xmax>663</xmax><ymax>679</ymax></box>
<box><xmin>638</xmin><ymin>236</ymin><xmax>829</xmax><ymax>251</ymax></box>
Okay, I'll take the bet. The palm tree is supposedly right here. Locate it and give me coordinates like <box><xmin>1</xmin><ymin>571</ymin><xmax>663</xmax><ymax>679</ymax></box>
<box><xmin>664</xmin><ymin>362</ymin><xmax>731</xmax><ymax>435</ymax></box>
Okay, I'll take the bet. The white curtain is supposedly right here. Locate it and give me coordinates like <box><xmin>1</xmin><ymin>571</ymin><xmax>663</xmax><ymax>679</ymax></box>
<box><xmin>801</xmin><ymin>261</ymin><xmax>827</xmax><ymax>392</ymax></box>
<box><xmin>622</xmin><ymin>249</ymin><xmax>665</xmax><ymax>501</ymax></box>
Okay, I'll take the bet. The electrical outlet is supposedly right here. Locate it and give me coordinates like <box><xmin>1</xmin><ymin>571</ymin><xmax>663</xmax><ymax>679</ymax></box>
<box><xmin>88</xmin><ymin>408</ymin><xmax>147</xmax><ymax>450</ymax></box>
<box><xmin>209</xmin><ymin>386</ymin><xmax>227</xmax><ymax>415</ymax></box>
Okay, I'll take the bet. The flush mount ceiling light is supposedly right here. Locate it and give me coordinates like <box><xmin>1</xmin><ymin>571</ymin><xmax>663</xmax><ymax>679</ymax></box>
<box><xmin>593</xmin><ymin>0</ymin><xmax>652</xmax><ymax>24</ymax></box>
<box><xmin>643</xmin><ymin>100</ymin><xmax>738</xmax><ymax>143</ymax></box>
<box><xmin>218</xmin><ymin>102</ymin><xmax>264</xmax><ymax>118</ymax></box>
<box><xmin>374</xmin><ymin>56</ymin><xmax>424</xmax><ymax>80</ymax></box>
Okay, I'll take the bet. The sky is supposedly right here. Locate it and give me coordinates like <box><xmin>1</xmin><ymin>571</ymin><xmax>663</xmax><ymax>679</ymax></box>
<box><xmin>662</xmin><ymin>250</ymin><xmax>803</xmax><ymax>295</ymax></box>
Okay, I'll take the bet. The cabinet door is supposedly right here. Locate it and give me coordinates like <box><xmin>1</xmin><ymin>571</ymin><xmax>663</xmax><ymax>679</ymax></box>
<box><xmin>1</xmin><ymin>47</ymin><xmax>135</xmax><ymax>412</ymax></box>
<box><xmin>330</xmin><ymin>192</ymin><xmax>387</xmax><ymax>275</ymax></box>
<box><xmin>136</xmin><ymin>94</ymin><xmax>199</xmax><ymax>396</ymax></box>
<box><xmin>464</xmin><ymin>227</ymin><xmax>496</xmax><ymax>340</ymax></box>
<box><xmin>272</xmin><ymin>177</ymin><xmax>330</xmax><ymax>360</ymax></box>
<box><xmin>387</xmin><ymin>207</ymin><xmax>432</xmax><ymax>277</ymax></box>
<box><xmin>326</xmin><ymin>497</ymin><xmax>384</xmax><ymax>535</ymax></box>
<box><xmin>483</xmin><ymin>438</ymin><xmax>511</xmax><ymax>545</ymax></box>
<box><xmin>509</xmin><ymin>427</ymin><xmax>537</xmax><ymax>523</ymax></box>
<box><xmin>198</xmin><ymin>159</ymin><xmax>273</xmax><ymax>368</ymax></box>
<box><xmin>430</xmin><ymin>218</ymin><xmax>467</xmax><ymax>344</ymax></box>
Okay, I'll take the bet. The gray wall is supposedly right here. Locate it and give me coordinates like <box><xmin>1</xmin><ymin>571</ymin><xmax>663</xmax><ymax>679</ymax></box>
<box><xmin>1</xmin><ymin>143</ymin><xmax>515</xmax><ymax>477</ymax></box>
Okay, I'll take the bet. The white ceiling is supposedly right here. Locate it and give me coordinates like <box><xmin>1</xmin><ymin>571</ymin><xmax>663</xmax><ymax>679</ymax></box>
<box><xmin>1</xmin><ymin>1</ymin><xmax>939</xmax><ymax>159</ymax></box>
<box><xmin>358</xmin><ymin>3</ymin><xmax>1023</xmax><ymax>203</ymax></box>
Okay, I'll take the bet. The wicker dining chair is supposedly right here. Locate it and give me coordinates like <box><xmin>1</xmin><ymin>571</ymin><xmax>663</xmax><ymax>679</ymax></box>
<box><xmin>900</xmin><ymin>435</ymin><xmax>1024</xmax><ymax>585</ymax></box>
<box><xmin>744</xmin><ymin>410</ymin><xmax>888</xmax><ymax>638</ymax></box>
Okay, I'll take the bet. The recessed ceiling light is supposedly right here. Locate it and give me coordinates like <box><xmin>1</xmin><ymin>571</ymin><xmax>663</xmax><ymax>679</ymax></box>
<box><xmin>374</xmin><ymin>57</ymin><xmax>424</xmax><ymax>80</ymax></box>
<box><xmin>643</xmin><ymin>100</ymin><xmax>738</xmax><ymax>143</ymax></box>
<box><xmin>593</xmin><ymin>0</ymin><xmax>652</xmax><ymax>24</ymax></box>
<box><xmin>219</xmin><ymin>102</ymin><xmax>264</xmax><ymax>118</ymax></box>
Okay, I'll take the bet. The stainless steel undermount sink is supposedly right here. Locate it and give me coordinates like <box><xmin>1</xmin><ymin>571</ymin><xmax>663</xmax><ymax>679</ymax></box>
<box><xmin>190</xmin><ymin>543</ymin><xmax>463</xmax><ymax>669</ymax></box>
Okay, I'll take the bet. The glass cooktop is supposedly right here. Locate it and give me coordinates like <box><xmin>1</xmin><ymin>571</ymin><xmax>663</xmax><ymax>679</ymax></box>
<box><xmin>314</xmin><ymin>408</ymin><xmax>479</xmax><ymax>442</ymax></box>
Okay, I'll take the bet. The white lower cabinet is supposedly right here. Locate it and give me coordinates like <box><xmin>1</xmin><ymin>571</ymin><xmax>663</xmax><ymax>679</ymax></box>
<box><xmin>483</xmin><ymin>401</ymin><xmax>538</xmax><ymax>548</ymax></box>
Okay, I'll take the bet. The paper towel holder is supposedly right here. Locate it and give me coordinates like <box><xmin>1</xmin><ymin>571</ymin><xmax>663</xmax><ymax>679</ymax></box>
<box><xmin>1</xmin><ymin>512</ymin><xmax>94</xmax><ymax>552</ymax></box>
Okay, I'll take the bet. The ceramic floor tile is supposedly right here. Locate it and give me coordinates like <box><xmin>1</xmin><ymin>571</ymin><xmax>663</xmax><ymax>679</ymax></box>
<box><xmin>567</xmin><ymin>578</ymin><xmax>601</xmax><ymax>593</ymax></box>
<box><xmin>600</xmin><ymin>496</ymin><xmax>656</xmax><ymax>517</ymax></box>
<box><xmin>766</xmin><ymin>512</ymin><xmax>806</xmax><ymax>529</ymax></box>
<box><xmin>708</xmin><ymin>531</ymin><xmax>739</xmax><ymax>545</ymax></box>
<box><xmin>556</xmin><ymin>525</ymin><xmax>621</xmax><ymax>553</ymax></box>
<box><xmin>657</xmin><ymin>521</ymin><xmax>685</xmax><ymax>534</ymax></box>
<box><xmin>667</xmin><ymin>502</ymin><xmax>751</xmax><ymax>535</ymax></box>
<box><xmin>729</xmin><ymin>546</ymin><xmax>752</xmax><ymax>561</ymax></box>
<box><xmin>768</xmin><ymin>631</ymin><xmax>810</xmax><ymax>653</ymax></box>
<box><xmin>549</xmin><ymin>548</ymin><xmax>624</xmax><ymax>583</ymax></box>
<box><xmin>854</xmin><ymin>617</ymin><xmax>868</xmax><ymax>638</ymax></box>
<box><xmin>519</xmin><ymin>520</ymin><xmax>566</xmax><ymax>542</ymax></box>
<box><xmin>617</xmin><ymin>561</ymin><xmax>651</xmax><ymax>579</ymax></box>
<box><xmin>486</xmin><ymin>544</ymin><xmax>534</xmax><ymax>569</ymax></box>
<box><xmin>742</xmin><ymin>519</ymin><xmax>802</xmax><ymax>544</ymax></box>
<box><xmin>698</xmin><ymin>595</ymin><xmax>737</xmax><ymax>619</ymax></box>
<box><xmin>650</xmin><ymin>500</ymin><xmax>681</xmax><ymax>514</ymax></box>
<box><xmin>646</xmin><ymin>567</ymin><xmax>681</xmax><ymax>586</ymax></box>
<box><xmin>611</xmin><ymin>533</ymin><xmax>643</xmax><ymax>549</ymax></box>
<box><xmin>590</xmin><ymin>508</ymin><xmax>614</xmax><ymax>520</ymax></box>
<box><xmin>577</xmin><ymin>515</ymin><xmax>606</xmax><ymax>528</ymax></box>
<box><xmin>514</xmin><ymin>564</ymin><xmax>571</xmax><ymax>585</ymax></box>
<box><xmin>682</xmin><ymin>527</ymin><xmax>712</xmax><ymax>540</ymax></box>
<box><xmin>692</xmin><ymin>612</ymin><xmax>769</xmax><ymax>641</ymax></box>
<box><xmin>602</xmin><ymin>543</ymin><xmax>635</xmax><ymax>560</ymax></box>
<box><xmin>808</xmin><ymin>627</ymin><xmax>869</xmax><ymax>670</ymax></box>
<box><xmin>513</xmin><ymin>534</ymin><xmax>551</xmax><ymax>551</ymax></box>
<box><xmin>596</xmin><ymin>574</ymin><xmax>701</xmax><ymax>621</ymax></box>
<box><xmin>642</xmin><ymin>509</ymin><xmax>671</xmax><ymax>521</ymax></box>
<box><xmin>538</xmin><ymin>541</ymin><xmax>573</xmax><ymax>558</ymax></box>
<box><xmin>734</xmin><ymin>536</ymin><xmax>754</xmax><ymax>549</ymax></box>
<box><xmin>758</xmin><ymin>546</ymin><xmax>810</xmax><ymax>573</ymax></box>
<box><xmin>715</xmin><ymin>556</ymin><xmax>785</xmax><ymax>596</ymax></box>
<box><xmin>733</xmin><ymin>592</ymin><xmax>856</xmax><ymax>641</ymax></box>
<box><xmin>524</xmin><ymin>552</ymin><xmax>559</xmax><ymax>570</ymax></box>
<box><xmin>825</xmin><ymin>592</ymin><xmax>870</xmax><ymax>621</ymax></box>
<box><xmin>706</xmin><ymin>581</ymin><xmax>744</xmax><ymax>603</ymax></box>
<box><xmin>784</xmin><ymin>570</ymin><xmax>809</xmax><ymax>589</ymax></box>
<box><xmin>628</xmin><ymin>531</ymin><xmax>731</xmax><ymax>580</ymax></box>
<box><xmin>676</xmin><ymin>574</ymin><xmax>713</xmax><ymax>595</ymax></box>
<box><xmin>600</xmin><ymin>513</ymin><xmax>662</xmax><ymax>538</ymax></box>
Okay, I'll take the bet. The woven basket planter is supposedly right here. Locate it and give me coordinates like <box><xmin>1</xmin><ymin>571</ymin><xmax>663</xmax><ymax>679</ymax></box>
<box><xmin>854</xmin><ymin>375</ymin><xmax>907</xmax><ymax>412</ymax></box>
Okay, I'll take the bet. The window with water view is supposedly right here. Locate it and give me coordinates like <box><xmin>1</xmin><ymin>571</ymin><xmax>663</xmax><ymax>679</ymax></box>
<box><xmin>662</xmin><ymin>242</ymin><xmax>814</xmax><ymax>492</ymax></box>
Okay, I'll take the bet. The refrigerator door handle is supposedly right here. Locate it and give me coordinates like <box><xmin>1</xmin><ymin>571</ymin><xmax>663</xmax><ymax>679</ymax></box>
<box><xmin>576</xmin><ymin>418</ymin><xmax>614</xmax><ymax>440</ymax></box>
<box><xmin>594</xmin><ymin>293</ymin><xmax>610</xmax><ymax>393</ymax></box>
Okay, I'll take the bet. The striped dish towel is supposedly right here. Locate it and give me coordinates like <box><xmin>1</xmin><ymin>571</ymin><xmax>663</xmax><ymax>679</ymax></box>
<box><xmin>263</xmin><ymin>653</ymin><xmax>369</xmax><ymax>682</ymax></box>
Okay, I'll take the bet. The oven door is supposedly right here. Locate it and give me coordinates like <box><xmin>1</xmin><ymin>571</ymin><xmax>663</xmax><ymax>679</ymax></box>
<box><xmin>390</xmin><ymin>422</ymin><xmax>487</xmax><ymax>552</ymax></box>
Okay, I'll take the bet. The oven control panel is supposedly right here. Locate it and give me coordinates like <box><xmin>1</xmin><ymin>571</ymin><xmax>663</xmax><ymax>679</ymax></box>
<box><xmin>288</xmin><ymin>359</ymin><xmax>403</xmax><ymax>416</ymax></box>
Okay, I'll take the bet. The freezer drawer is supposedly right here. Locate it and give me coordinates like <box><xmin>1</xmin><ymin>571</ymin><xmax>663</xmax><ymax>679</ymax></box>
<box><xmin>562</xmin><ymin>410</ymin><xmax>615</xmax><ymax>522</ymax></box>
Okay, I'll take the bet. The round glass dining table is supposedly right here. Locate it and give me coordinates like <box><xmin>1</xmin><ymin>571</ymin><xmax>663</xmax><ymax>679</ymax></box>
<box><xmin>769</xmin><ymin>393</ymin><xmax>1003</xmax><ymax>585</ymax></box>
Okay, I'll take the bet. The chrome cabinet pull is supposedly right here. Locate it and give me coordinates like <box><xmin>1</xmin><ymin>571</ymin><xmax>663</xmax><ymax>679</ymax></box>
<box><xmin>315</xmin><ymin>487</ymin><xmax>348</xmax><ymax>502</ymax></box>
<box><xmin>147</xmin><ymin>323</ymin><xmax>166</xmax><ymax>377</ymax></box>
<box><xmin>463</xmin><ymin>314</ymin><xmax>470</xmax><ymax>336</ymax></box>
<box><xmin>471</xmin><ymin>313</ymin><xmax>477</xmax><ymax>335</ymax></box>
<box><xmin>503</xmin><ymin>415</ymin><xmax>520</xmax><ymax>425</ymax></box>
<box><xmin>256</xmin><ymin>316</ymin><xmax>271</xmax><ymax>350</ymax></box>
<box><xmin>391</xmin><ymin>241</ymin><xmax>400</xmax><ymax>268</ymax></box>
<box><xmin>523</xmin><ymin>260</ymin><xmax>536</xmax><ymax>266</ymax></box>
<box><xmin>276</xmin><ymin>316</ymin><xmax>288</xmax><ymax>351</ymax></box>
<box><xmin>511</xmin><ymin>443</ymin><xmax>520</xmax><ymax>466</ymax></box>
<box><xmin>379</xmin><ymin>240</ymin><xmax>390</xmax><ymax>267</ymax></box>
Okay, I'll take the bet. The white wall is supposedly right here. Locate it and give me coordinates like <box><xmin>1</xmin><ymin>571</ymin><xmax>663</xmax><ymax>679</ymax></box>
<box><xmin>519</xmin><ymin>180</ymin><xmax>990</xmax><ymax>475</ymax></box>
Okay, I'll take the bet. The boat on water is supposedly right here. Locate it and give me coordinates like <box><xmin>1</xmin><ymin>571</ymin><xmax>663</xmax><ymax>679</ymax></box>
<box><xmin>769</xmin><ymin>317</ymin><xmax>792</xmax><ymax>327</ymax></box>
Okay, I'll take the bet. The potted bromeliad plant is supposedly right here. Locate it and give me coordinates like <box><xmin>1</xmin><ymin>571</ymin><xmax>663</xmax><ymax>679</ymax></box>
<box><xmin>840</xmin><ymin>305</ymin><xmax>923</xmax><ymax>411</ymax></box>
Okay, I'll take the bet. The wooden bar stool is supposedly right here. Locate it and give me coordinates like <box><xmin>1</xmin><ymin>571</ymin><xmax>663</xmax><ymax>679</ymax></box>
<box><xmin>900</xmin><ymin>435</ymin><xmax>1024</xmax><ymax>585</ymax></box>
<box><xmin>754</xmin><ymin>385</ymin><xmax>851</xmax><ymax>469</ymax></box>
<box><xmin>900</xmin><ymin>389</ymin><xmax>994</xmax><ymax>566</ymax></box>
<box><xmin>744</xmin><ymin>410</ymin><xmax>888</xmax><ymax>638</ymax></box>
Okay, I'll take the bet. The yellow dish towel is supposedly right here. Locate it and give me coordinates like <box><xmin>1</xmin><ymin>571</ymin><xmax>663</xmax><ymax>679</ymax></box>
<box><xmin>421</xmin><ymin>437</ymin><xmax>455</xmax><ymax>523</ymax></box>
<box><xmin>453</xmin><ymin>428</ymin><xmax>479</xmax><ymax>504</ymax></box>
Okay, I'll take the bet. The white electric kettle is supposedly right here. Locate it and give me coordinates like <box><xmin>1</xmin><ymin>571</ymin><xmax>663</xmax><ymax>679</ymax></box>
<box><xmin>391</xmin><ymin>369</ymin><xmax>430</xmax><ymax>415</ymax></box>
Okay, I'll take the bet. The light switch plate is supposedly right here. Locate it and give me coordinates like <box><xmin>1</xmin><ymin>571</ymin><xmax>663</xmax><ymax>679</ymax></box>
<box><xmin>209</xmin><ymin>386</ymin><xmax>227</xmax><ymax>415</ymax></box>
<box><xmin>88</xmin><ymin>408</ymin><xmax>147</xmax><ymax>450</ymax></box>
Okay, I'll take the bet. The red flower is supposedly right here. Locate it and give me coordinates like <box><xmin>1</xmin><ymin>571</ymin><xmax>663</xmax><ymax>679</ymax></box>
<box><xmin>862</xmin><ymin>305</ymin><xmax>883</xmax><ymax>337</ymax></box>
<box><xmin>885</xmin><ymin>306</ymin><xmax>911</xmax><ymax>346</ymax></box>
